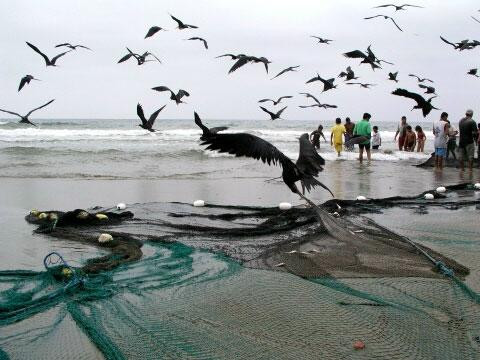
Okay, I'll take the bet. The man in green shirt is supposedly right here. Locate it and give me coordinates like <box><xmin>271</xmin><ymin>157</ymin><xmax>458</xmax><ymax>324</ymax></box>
<box><xmin>353</xmin><ymin>113</ymin><xmax>372</xmax><ymax>163</ymax></box>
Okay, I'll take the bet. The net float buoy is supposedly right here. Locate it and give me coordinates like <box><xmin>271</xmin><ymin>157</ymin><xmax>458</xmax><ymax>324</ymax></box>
<box><xmin>474</xmin><ymin>183</ymin><xmax>480</xmax><ymax>190</ymax></box>
<box><xmin>436</xmin><ymin>186</ymin><xmax>446</xmax><ymax>193</ymax></box>
<box><xmin>38</xmin><ymin>212</ymin><xmax>47</xmax><ymax>219</ymax></box>
<box><xmin>356</xmin><ymin>196</ymin><xmax>367</xmax><ymax>201</ymax></box>
<box><xmin>30</xmin><ymin>209</ymin><xmax>40</xmax><ymax>216</ymax></box>
<box><xmin>61</xmin><ymin>267</ymin><xmax>73</xmax><ymax>278</ymax></box>
<box><xmin>48</xmin><ymin>213</ymin><xmax>58</xmax><ymax>221</ymax></box>
<box><xmin>95</xmin><ymin>213</ymin><xmax>108</xmax><ymax>220</ymax></box>
<box><xmin>424</xmin><ymin>193</ymin><xmax>434</xmax><ymax>200</ymax></box>
<box><xmin>279</xmin><ymin>202</ymin><xmax>292</xmax><ymax>210</ymax></box>
<box><xmin>76</xmin><ymin>210</ymin><xmax>89</xmax><ymax>219</ymax></box>
<box><xmin>193</xmin><ymin>200</ymin><xmax>205</xmax><ymax>207</ymax></box>
<box><xmin>116</xmin><ymin>203</ymin><xmax>126</xmax><ymax>210</ymax></box>
<box><xmin>98</xmin><ymin>233</ymin><xmax>113</xmax><ymax>243</ymax></box>
<box><xmin>353</xmin><ymin>340</ymin><xmax>365</xmax><ymax>350</ymax></box>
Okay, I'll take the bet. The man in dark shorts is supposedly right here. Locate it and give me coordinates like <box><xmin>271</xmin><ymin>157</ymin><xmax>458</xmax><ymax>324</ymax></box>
<box><xmin>394</xmin><ymin>116</ymin><xmax>409</xmax><ymax>151</ymax></box>
<box><xmin>353</xmin><ymin>113</ymin><xmax>372</xmax><ymax>163</ymax></box>
<box><xmin>457</xmin><ymin>109</ymin><xmax>478</xmax><ymax>171</ymax></box>
<box><xmin>344</xmin><ymin>117</ymin><xmax>355</xmax><ymax>151</ymax></box>
<box><xmin>310</xmin><ymin>125</ymin><xmax>326</xmax><ymax>149</ymax></box>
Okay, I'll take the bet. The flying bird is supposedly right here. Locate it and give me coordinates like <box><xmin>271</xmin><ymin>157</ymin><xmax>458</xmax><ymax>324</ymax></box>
<box><xmin>26</xmin><ymin>42</ymin><xmax>71</xmax><ymax>67</ymax></box>
<box><xmin>388</xmin><ymin>71</ymin><xmax>399</xmax><ymax>82</ymax></box>
<box><xmin>364</xmin><ymin>15</ymin><xmax>403</xmax><ymax>32</ymax></box>
<box><xmin>343</xmin><ymin>45</ymin><xmax>392</xmax><ymax>70</ymax></box>
<box><xmin>258</xmin><ymin>96</ymin><xmax>292</xmax><ymax>106</ymax></box>
<box><xmin>144</xmin><ymin>26</ymin><xmax>166</xmax><ymax>39</ymax></box>
<box><xmin>299</xmin><ymin>103</ymin><xmax>337</xmax><ymax>109</ymax></box>
<box><xmin>185</xmin><ymin>37</ymin><xmax>208</xmax><ymax>49</ymax></box>
<box><xmin>259</xmin><ymin>106</ymin><xmax>287</xmax><ymax>121</ymax></box>
<box><xmin>408</xmin><ymin>74</ymin><xmax>433</xmax><ymax>83</ymax></box>
<box><xmin>18</xmin><ymin>75</ymin><xmax>40</xmax><ymax>92</ymax></box>
<box><xmin>0</xmin><ymin>99</ymin><xmax>55</xmax><ymax>126</ymax></box>
<box><xmin>152</xmin><ymin>86</ymin><xmax>190</xmax><ymax>104</ymax></box>
<box><xmin>215</xmin><ymin>53</ymin><xmax>245</xmax><ymax>60</ymax></box>
<box><xmin>200</xmin><ymin>132</ymin><xmax>333</xmax><ymax>197</ymax></box>
<box><xmin>136</xmin><ymin>103</ymin><xmax>166</xmax><ymax>132</ymax></box>
<box><xmin>346</xmin><ymin>82</ymin><xmax>376</xmax><ymax>88</ymax></box>
<box><xmin>55</xmin><ymin>43</ymin><xmax>91</xmax><ymax>50</ymax></box>
<box><xmin>373</xmin><ymin>4</ymin><xmax>424</xmax><ymax>11</ymax></box>
<box><xmin>440</xmin><ymin>36</ymin><xmax>480</xmax><ymax>51</ymax></box>
<box><xmin>391</xmin><ymin>88</ymin><xmax>438</xmax><ymax>117</ymax></box>
<box><xmin>310</xmin><ymin>36</ymin><xmax>333</xmax><ymax>44</ymax></box>
<box><xmin>118</xmin><ymin>48</ymin><xmax>161</xmax><ymax>65</ymax></box>
<box><xmin>194</xmin><ymin>112</ymin><xmax>228</xmax><ymax>140</ymax></box>
<box><xmin>170</xmin><ymin>14</ymin><xmax>198</xmax><ymax>29</ymax></box>
<box><xmin>472</xmin><ymin>16</ymin><xmax>480</xmax><ymax>24</ymax></box>
<box><xmin>306</xmin><ymin>74</ymin><xmax>337</xmax><ymax>92</ymax></box>
<box><xmin>271</xmin><ymin>65</ymin><xmax>300</xmax><ymax>80</ymax></box>
<box><xmin>299</xmin><ymin>92</ymin><xmax>322</xmax><ymax>105</ymax></box>
<box><xmin>338</xmin><ymin>66</ymin><xmax>358</xmax><ymax>81</ymax></box>
<box><xmin>467</xmin><ymin>68</ymin><xmax>479</xmax><ymax>77</ymax></box>
<box><xmin>228</xmin><ymin>55</ymin><xmax>271</xmax><ymax>74</ymax></box>
<box><xmin>418</xmin><ymin>84</ymin><xmax>436</xmax><ymax>94</ymax></box>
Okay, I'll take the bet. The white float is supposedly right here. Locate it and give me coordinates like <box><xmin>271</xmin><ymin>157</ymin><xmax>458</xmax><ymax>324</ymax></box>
<box><xmin>436</xmin><ymin>186</ymin><xmax>446</xmax><ymax>193</ymax></box>
<box><xmin>474</xmin><ymin>183</ymin><xmax>480</xmax><ymax>190</ymax></box>
<box><xmin>95</xmin><ymin>213</ymin><xmax>109</xmax><ymax>220</ymax></box>
<box><xmin>356</xmin><ymin>196</ymin><xmax>367</xmax><ymax>201</ymax></box>
<box><xmin>116</xmin><ymin>203</ymin><xmax>126</xmax><ymax>210</ymax></box>
<box><xmin>98</xmin><ymin>233</ymin><xmax>113</xmax><ymax>243</ymax></box>
<box><xmin>279</xmin><ymin>202</ymin><xmax>292</xmax><ymax>210</ymax></box>
<box><xmin>193</xmin><ymin>200</ymin><xmax>205</xmax><ymax>207</ymax></box>
<box><xmin>424</xmin><ymin>193</ymin><xmax>434</xmax><ymax>200</ymax></box>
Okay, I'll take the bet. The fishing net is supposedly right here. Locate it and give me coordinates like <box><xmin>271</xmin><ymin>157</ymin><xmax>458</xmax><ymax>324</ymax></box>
<box><xmin>1</xmin><ymin>184</ymin><xmax>479</xmax><ymax>359</ymax></box>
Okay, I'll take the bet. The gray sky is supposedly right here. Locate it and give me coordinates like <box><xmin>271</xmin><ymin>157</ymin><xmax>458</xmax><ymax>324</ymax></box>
<box><xmin>0</xmin><ymin>0</ymin><xmax>478</xmax><ymax>122</ymax></box>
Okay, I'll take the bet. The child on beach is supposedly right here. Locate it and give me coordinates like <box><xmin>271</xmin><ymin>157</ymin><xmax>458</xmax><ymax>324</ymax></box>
<box><xmin>404</xmin><ymin>126</ymin><xmax>416</xmax><ymax>151</ymax></box>
<box><xmin>310</xmin><ymin>125</ymin><xmax>326</xmax><ymax>149</ymax></box>
<box><xmin>371</xmin><ymin>126</ymin><xmax>381</xmax><ymax>150</ymax></box>
<box><xmin>330</xmin><ymin>118</ymin><xmax>346</xmax><ymax>156</ymax></box>
<box><xmin>415</xmin><ymin>125</ymin><xmax>426</xmax><ymax>152</ymax></box>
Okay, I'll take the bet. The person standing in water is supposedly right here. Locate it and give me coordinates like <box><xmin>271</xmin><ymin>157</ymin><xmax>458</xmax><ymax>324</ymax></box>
<box><xmin>310</xmin><ymin>124</ymin><xmax>326</xmax><ymax>150</ymax></box>
<box><xmin>404</xmin><ymin>125</ymin><xmax>417</xmax><ymax>152</ymax></box>
<box><xmin>446</xmin><ymin>120</ymin><xmax>458</xmax><ymax>160</ymax></box>
<box><xmin>371</xmin><ymin>126</ymin><xmax>381</xmax><ymax>150</ymax></box>
<box><xmin>433</xmin><ymin>112</ymin><xmax>449</xmax><ymax>170</ymax></box>
<box><xmin>344</xmin><ymin>117</ymin><xmax>355</xmax><ymax>151</ymax></box>
<box><xmin>415</xmin><ymin>125</ymin><xmax>426</xmax><ymax>152</ymax></box>
<box><xmin>394</xmin><ymin>116</ymin><xmax>409</xmax><ymax>151</ymax></box>
<box><xmin>353</xmin><ymin>113</ymin><xmax>372</xmax><ymax>163</ymax></box>
<box><xmin>457</xmin><ymin>109</ymin><xmax>477</xmax><ymax>172</ymax></box>
<box><xmin>330</xmin><ymin>117</ymin><xmax>346</xmax><ymax>157</ymax></box>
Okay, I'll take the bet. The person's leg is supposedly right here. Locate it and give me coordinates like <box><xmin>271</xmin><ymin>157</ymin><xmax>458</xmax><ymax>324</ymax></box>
<box><xmin>366</xmin><ymin>148</ymin><xmax>371</xmax><ymax>162</ymax></box>
<box><xmin>458</xmin><ymin>147</ymin><xmax>464</xmax><ymax>171</ymax></box>
<box><xmin>398</xmin><ymin>136</ymin><xmax>404</xmax><ymax>151</ymax></box>
<box><xmin>359</xmin><ymin>145</ymin><xmax>364</xmax><ymax>163</ymax></box>
<box><xmin>468</xmin><ymin>144</ymin><xmax>474</xmax><ymax>171</ymax></box>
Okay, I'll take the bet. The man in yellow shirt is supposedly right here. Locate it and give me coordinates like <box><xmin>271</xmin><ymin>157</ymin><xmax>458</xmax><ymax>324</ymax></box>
<box><xmin>330</xmin><ymin>117</ymin><xmax>346</xmax><ymax>157</ymax></box>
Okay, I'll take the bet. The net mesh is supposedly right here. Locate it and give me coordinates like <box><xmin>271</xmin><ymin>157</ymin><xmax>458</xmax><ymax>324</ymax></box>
<box><xmin>1</xmin><ymin>184</ymin><xmax>479</xmax><ymax>359</ymax></box>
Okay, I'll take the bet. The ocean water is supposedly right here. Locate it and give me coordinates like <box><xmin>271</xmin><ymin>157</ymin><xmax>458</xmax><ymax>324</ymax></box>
<box><xmin>0</xmin><ymin>118</ymin><xmax>435</xmax><ymax>179</ymax></box>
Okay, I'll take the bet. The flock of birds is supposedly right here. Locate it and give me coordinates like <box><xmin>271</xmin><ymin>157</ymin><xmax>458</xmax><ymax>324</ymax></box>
<box><xmin>1</xmin><ymin>5</ymin><xmax>479</xmax><ymax>199</ymax></box>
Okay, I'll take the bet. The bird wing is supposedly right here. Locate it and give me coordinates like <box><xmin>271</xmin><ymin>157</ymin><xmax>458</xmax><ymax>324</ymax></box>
<box><xmin>388</xmin><ymin>17</ymin><xmax>403</xmax><ymax>31</ymax></box>
<box><xmin>275</xmin><ymin>106</ymin><xmax>287</xmax><ymax>117</ymax></box>
<box><xmin>472</xmin><ymin>16</ymin><xmax>480</xmax><ymax>24</ymax></box>
<box><xmin>373</xmin><ymin>4</ymin><xmax>395</xmax><ymax>9</ymax></box>
<box><xmin>440</xmin><ymin>36</ymin><xmax>456</xmax><ymax>48</ymax></box>
<box><xmin>0</xmin><ymin>108</ymin><xmax>23</xmax><ymax>118</ymax></box>
<box><xmin>50</xmin><ymin>50</ymin><xmax>71</xmax><ymax>64</ymax></box>
<box><xmin>147</xmin><ymin>105</ymin><xmax>166</xmax><ymax>127</ymax></box>
<box><xmin>228</xmin><ymin>57</ymin><xmax>249</xmax><ymax>73</ymax></box>
<box><xmin>215</xmin><ymin>53</ymin><xmax>236</xmax><ymax>59</ymax></box>
<box><xmin>324</xmin><ymin>104</ymin><xmax>338</xmax><ymax>108</ymax></box>
<box><xmin>391</xmin><ymin>88</ymin><xmax>425</xmax><ymax>106</ymax></box>
<box><xmin>299</xmin><ymin>92</ymin><xmax>321</xmax><ymax>105</ymax></box>
<box><xmin>271</xmin><ymin>68</ymin><xmax>288</xmax><ymax>79</ymax></box>
<box><xmin>26</xmin><ymin>42</ymin><xmax>50</xmax><ymax>65</ymax></box>
<box><xmin>201</xmin><ymin>133</ymin><xmax>292</xmax><ymax>168</ymax></box>
<box><xmin>136</xmin><ymin>103</ymin><xmax>148</xmax><ymax>126</ymax></box>
<box><xmin>408</xmin><ymin>74</ymin><xmax>420</xmax><ymax>81</ymax></box>
<box><xmin>145</xmin><ymin>26</ymin><xmax>162</xmax><ymax>38</ymax></box>
<box><xmin>55</xmin><ymin>43</ymin><xmax>71</xmax><ymax>48</ymax></box>
<box><xmin>346</xmin><ymin>82</ymin><xmax>361</xmax><ymax>85</ymax></box>
<box><xmin>170</xmin><ymin>14</ymin><xmax>185</xmax><ymax>27</ymax></box>
<box><xmin>403</xmin><ymin>4</ymin><xmax>424</xmax><ymax>8</ymax></box>
<box><xmin>76</xmin><ymin>45</ymin><xmax>92</xmax><ymax>50</ymax></box>
<box><xmin>194</xmin><ymin>112</ymin><xmax>210</xmax><ymax>136</ymax></box>
<box><xmin>364</xmin><ymin>15</ymin><xmax>385</xmax><ymax>19</ymax></box>
<box><xmin>152</xmin><ymin>86</ymin><xmax>173</xmax><ymax>94</ymax></box>
<box><xmin>25</xmin><ymin>99</ymin><xmax>55</xmax><ymax>117</ymax></box>
<box><xmin>306</xmin><ymin>75</ymin><xmax>320</xmax><ymax>83</ymax></box>
<box><xmin>343</xmin><ymin>50</ymin><xmax>367</xmax><ymax>59</ymax></box>
<box><xmin>201</xmin><ymin>39</ymin><xmax>208</xmax><ymax>49</ymax></box>
<box><xmin>418</xmin><ymin>84</ymin><xmax>427</xmax><ymax>89</ymax></box>
<box><xmin>277</xmin><ymin>96</ymin><xmax>293</xmax><ymax>102</ymax></box>
<box><xmin>18</xmin><ymin>77</ymin><xmax>28</xmax><ymax>92</ymax></box>
<box><xmin>118</xmin><ymin>53</ymin><xmax>134</xmax><ymax>63</ymax></box>
<box><xmin>259</xmin><ymin>106</ymin><xmax>275</xmax><ymax>118</ymax></box>
<box><xmin>209</xmin><ymin>127</ymin><xmax>228</xmax><ymax>134</ymax></box>
<box><xmin>258</xmin><ymin>99</ymin><xmax>274</xmax><ymax>104</ymax></box>
<box><xmin>177</xmin><ymin>89</ymin><xmax>190</xmax><ymax>99</ymax></box>
<box><xmin>299</xmin><ymin>105</ymin><xmax>320</xmax><ymax>108</ymax></box>
<box><xmin>146</xmin><ymin>52</ymin><xmax>162</xmax><ymax>63</ymax></box>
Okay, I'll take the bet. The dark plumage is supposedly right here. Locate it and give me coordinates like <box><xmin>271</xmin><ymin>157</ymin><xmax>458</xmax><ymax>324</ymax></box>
<box><xmin>200</xmin><ymin>132</ymin><xmax>333</xmax><ymax>196</ymax></box>
<box><xmin>0</xmin><ymin>99</ymin><xmax>55</xmax><ymax>126</ymax></box>
<box><xmin>136</xmin><ymin>103</ymin><xmax>166</xmax><ymax>132</ymax></box>
<box><xmin>55</xmin><ymin>43</ymin><xmax>91</xmax><ymax>50</ymax></box>
<box><xmin>408</xmin><ymin>74</ymin><xmax>433</xmax><ymax>83</ymax></box>
<box><xmin>144</xmin><ymin>26</ymin><xmax>166</xmax><ymax>39</ymax></box>
<box><xmin>259</xmin><ymin>106</ymin><xmax>287</xmax><ymax>120</ymax></box>
<box><xmin>194</xmin><ymin>112</ymin><xmax>228</xmax><ymax>140</ymax></box>
<box><xmin>418</xmin><ymin>84</ymin><xmax>436</xmax><ymax>94</ymax></box>
<box><xmin>118</xmin><ymin>48</ymin><xmax>161</xmax><ymax>65</ymax></box>
<box><xmin>343</xmin><ymin>45</ymin><xmax>392</xmax><ymax>70</ymax></box>
<box><xmin>152</xmin><ymin>86</ymin><xmax>190</xmax><ymax>105</ymax></box>
<box><xmin>18</xmin><ymin>75</ymin><xmax>40</xmax><ymax>92</ymax></box>
<box><xmin>310</xmin><ymin>36</ymin><xmax>333</xmax><ymax>44</ymax></box>
<box><xmin>258</xmin><ymin>96</ymin><xmax>292</xmax><ymax>106</ymax></box>
<box><xmin>373</xmin><ymin>4</ymin><xmax>424</xmax><ymax>11</ymax></box>
<box><xmin>306</xmin><ymin>74</ymin><xmax>337</xmax><ymax>92</ymax></box>
<box><xmin>473</xmin><ymin>16</ymin><xmax>480</xmax><ymax>24</ymax></box>
<box><xmin>364</xmin><ymin>15</ymin><xmax>403</xmax><ymax>31</ymax></box>
<box><xmin>228</xmin><ymin>55</ymin><xmax>271</xmax><ymax>74</ymax></box>
<box><xmin>391</xmin><ymin>88</ymin><xmax>438</xmax><ymax>117</ymax></box>
<box><xmin>388</xmin><ymin>71</ymin><xmax>399</xmax><ymax>82</ymax></box>
<box><xmin>185</xmin><ymin>37</ymin><xmax>208</xmax><ymax>49</ymax></box>
<box><xmin>298</xmin><ymin>92</ymin><xmax>337</xmax><ymax>109</ymax></box>
<box><xmin>26</xmin><ymin>42</ymin><xmax>71</xmax><ymax>67</ymax></box>
<box><xmin>467</xmin><ymin>68</ymin><xmax>479</xmax><ymax>77</ymax></box>
<box><xmin>440</xmin><ymin>36</ymin><xmax>480</xmax><ymax>51</ymax></box>
<box><xmin>338</xmin><ymin>66</ymin><xmax>358</xmax><ymax>81</ymax></box>
<box><xmin>271</xmin><ymin>66</ymin><xmax>300</xmax><ymax>80</ymax></box>
<box><xmin>170</xmin><ymin>14</ymin><xmax>198</xmax><ymax>29</ymax></box>
<box><xmin>346</xmin><ymin>82</ymin><xmax>376</xmax><ymax>88</ymax></box>
<box><xmin>215</xmin><ymin>53</ymin><xmax>245</xmax><ymax>60</ymax></box>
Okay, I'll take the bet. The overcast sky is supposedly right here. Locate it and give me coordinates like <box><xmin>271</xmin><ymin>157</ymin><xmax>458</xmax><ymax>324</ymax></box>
<box><xmin>0</xmin><ymin>0</ymin><xmax>478</xmax><ymax>122</ymax></box>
